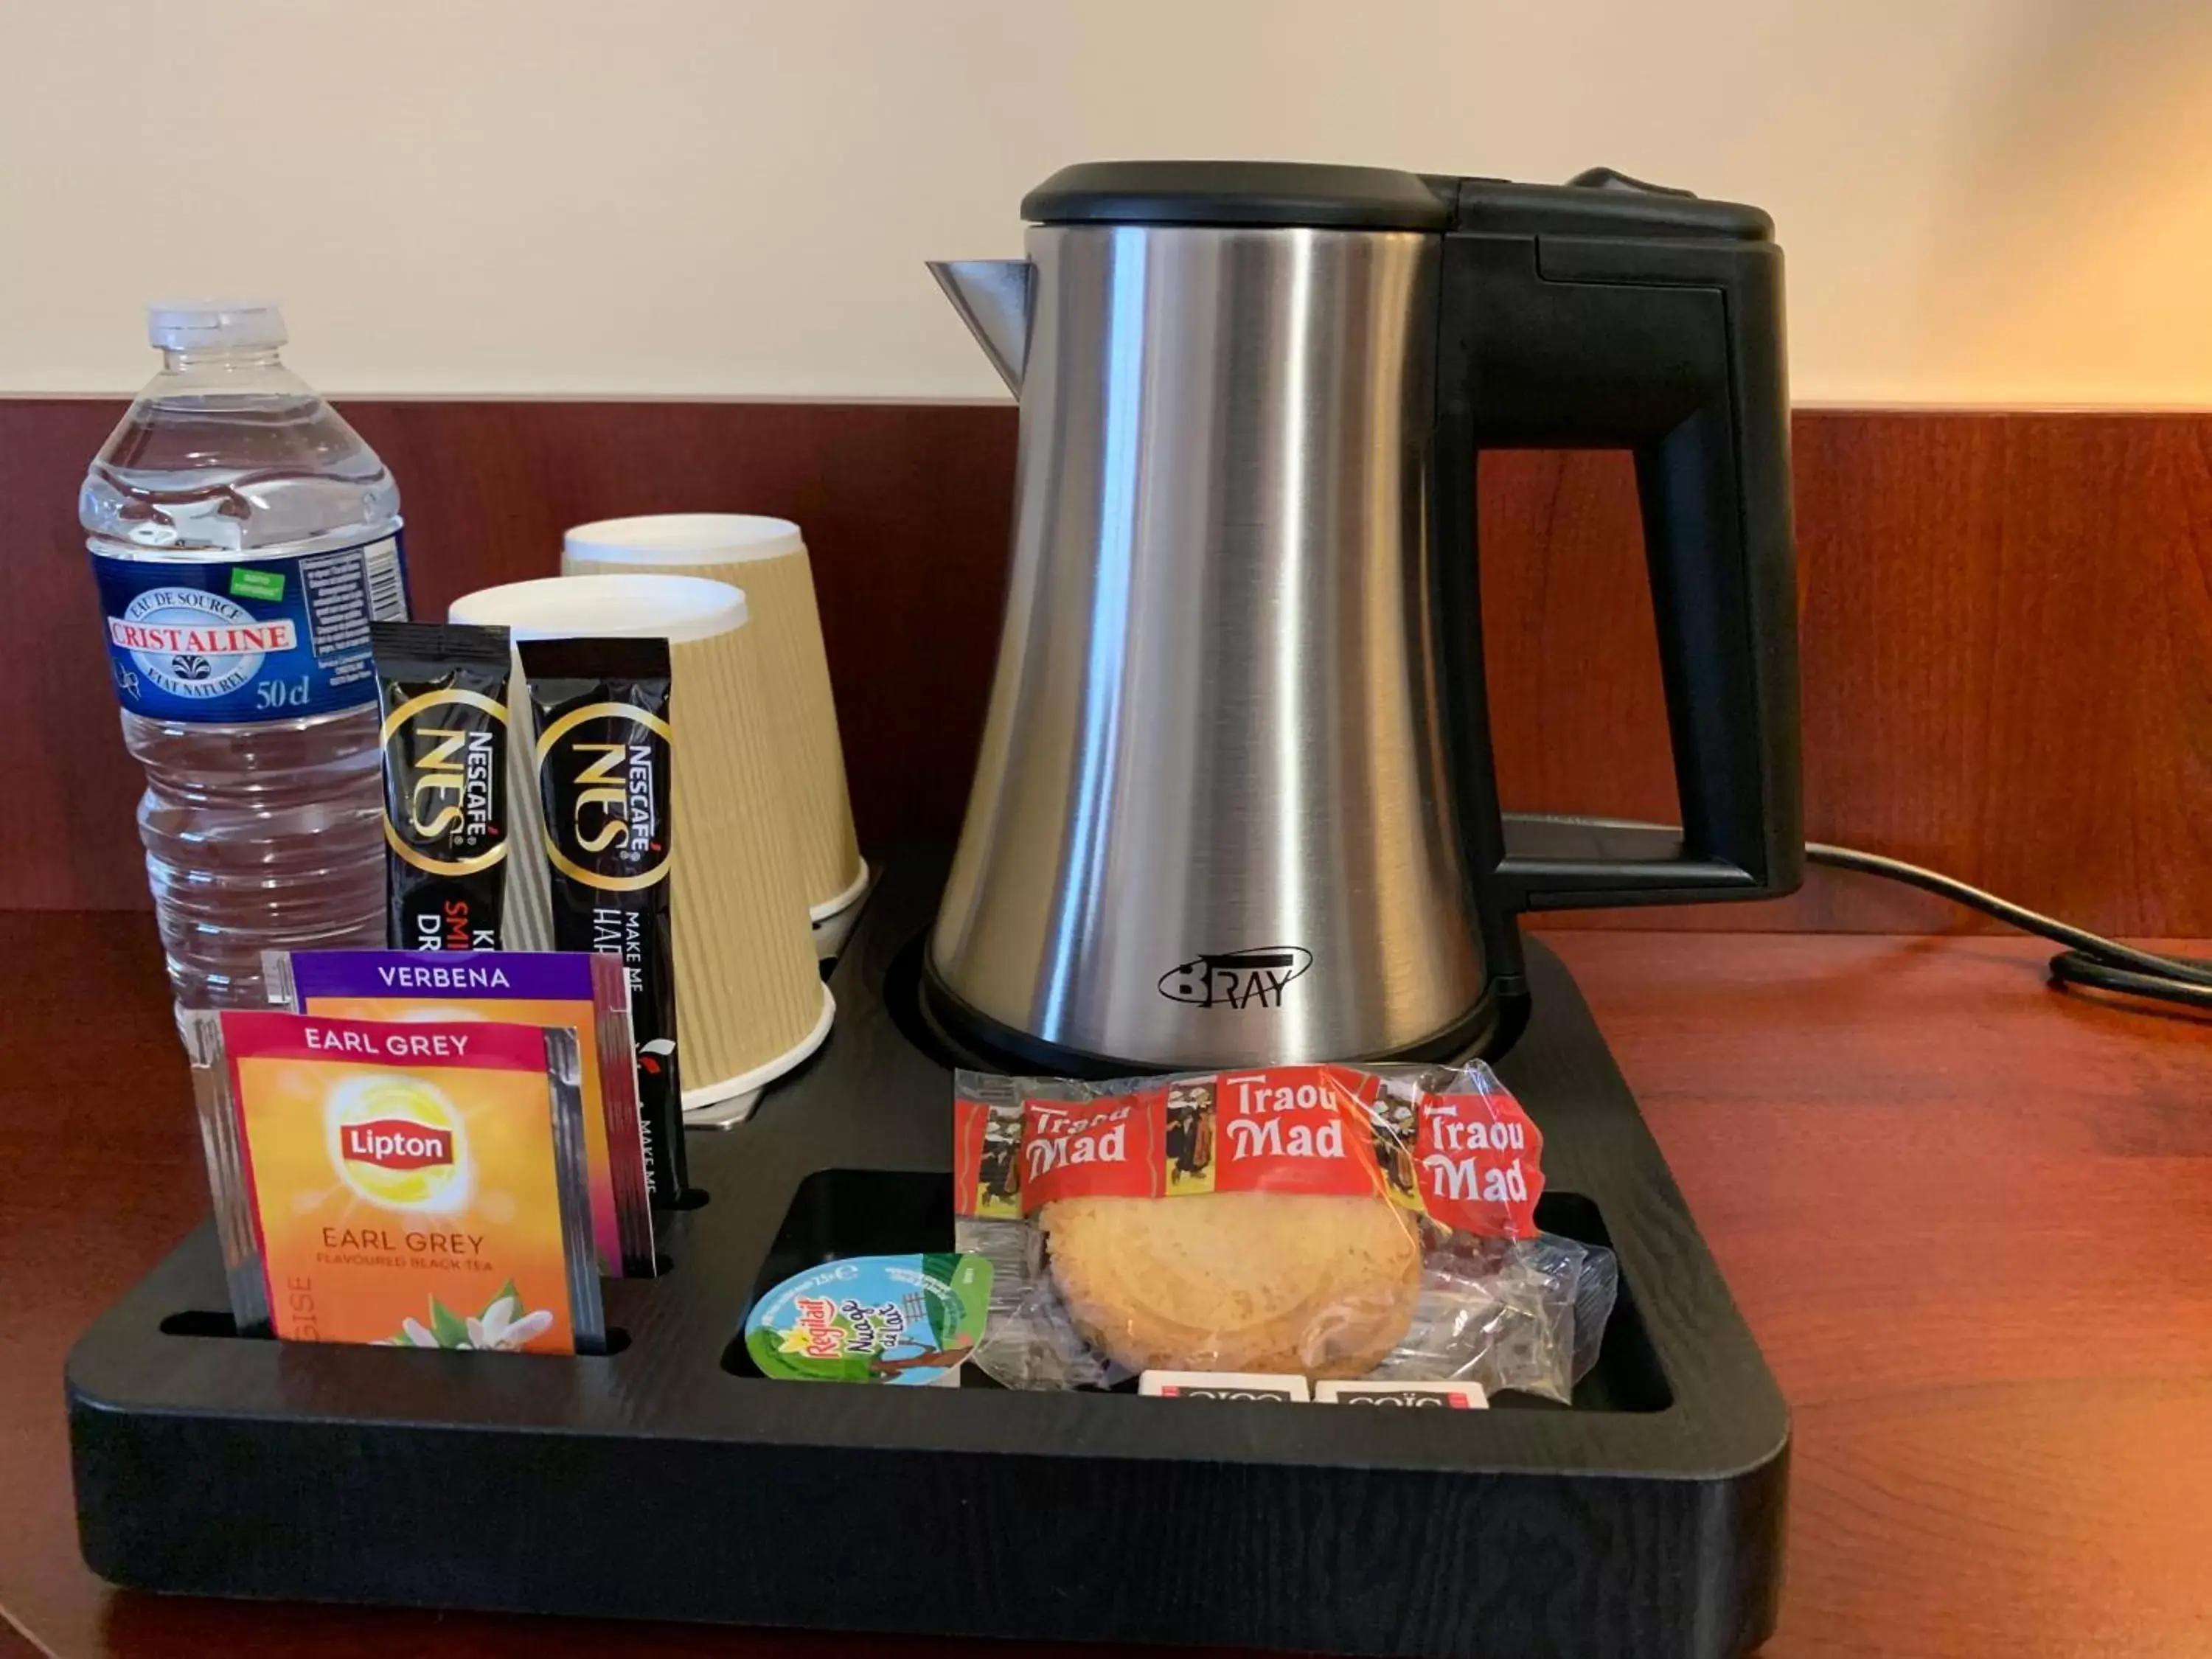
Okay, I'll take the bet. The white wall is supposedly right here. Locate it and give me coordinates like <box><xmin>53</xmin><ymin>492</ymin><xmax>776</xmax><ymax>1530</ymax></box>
<box><xmin>4</xmin><ymin>0</ymin><xmax>2211</xmax><ymax>404</ymax></box>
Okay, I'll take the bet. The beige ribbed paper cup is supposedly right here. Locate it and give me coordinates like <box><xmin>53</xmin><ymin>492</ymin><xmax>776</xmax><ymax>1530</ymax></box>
<box><xmin>563</xmin><ymin>515</ymin><xmax>866</xmax><ymax>920</ymax></box>
<box><xmin>448</xmin><ymin>574</ymin><xmax>830</xmax><ymax>1108</ymax></box>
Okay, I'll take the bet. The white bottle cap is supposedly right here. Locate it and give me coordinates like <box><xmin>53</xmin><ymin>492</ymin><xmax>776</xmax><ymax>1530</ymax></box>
<box><xmin>145</xmin><ymin>300</ymin><xmax>288</xmax><ymax>352</ymax></box>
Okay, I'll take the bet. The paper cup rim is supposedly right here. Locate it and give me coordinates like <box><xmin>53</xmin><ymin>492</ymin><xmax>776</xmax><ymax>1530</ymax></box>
<box><xmin>680</xmin><ymin>981</ymin><xmax>835</xmax><ymax>1110</ymax></box>
<box><xmin>807</xmin><ymin>858</ymin><xmax>872</xmax><ymax>922</ymax></box>
<box><xmin>449</xmin><ymin>573</ymin><xmax>747</xmax><ymax>642</ymax></box>
<box><xmin>565</xmin><ymin>513</ymin><xmax>804</xmax><ymax>567</ymax></box>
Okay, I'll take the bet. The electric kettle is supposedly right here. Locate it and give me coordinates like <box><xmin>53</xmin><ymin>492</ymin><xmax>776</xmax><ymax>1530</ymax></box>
<box><xmin>926</xmin><ymin>160</ymin><xmax>1801</xmax><ymax>1074</ymax></box>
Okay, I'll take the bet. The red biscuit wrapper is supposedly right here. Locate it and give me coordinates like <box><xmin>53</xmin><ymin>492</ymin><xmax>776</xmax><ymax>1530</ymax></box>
<box><xmin>953</xmin><ymin>1061</ymin><xmax>1607</xmax><ymax>1399</ymax></box>
<box><xmin>956</xmin><ymin>1062</ymin><xmax>1543</xmax><ymax>1237</ymax></box>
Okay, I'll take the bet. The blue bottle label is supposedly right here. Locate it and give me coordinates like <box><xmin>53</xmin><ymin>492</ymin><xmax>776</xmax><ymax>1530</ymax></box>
<box><xmin>91</xmin><ymin>532</ymin><xmax>410</xmax><ymax>721</ymax></box>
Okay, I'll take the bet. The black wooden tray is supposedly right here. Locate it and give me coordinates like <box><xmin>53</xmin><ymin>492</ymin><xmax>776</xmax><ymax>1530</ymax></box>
<box><xmin>69</xmin><ymin>851</ymin><xmax>1787</xmax><ymax>1659</ymax></box>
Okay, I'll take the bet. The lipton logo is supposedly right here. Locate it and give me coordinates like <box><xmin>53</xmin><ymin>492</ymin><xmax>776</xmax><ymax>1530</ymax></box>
<box><xmin>1158</xmin><ymin>947</ymin><xmax>1313</xmax><ymax>1011</ymax></box>
<box><xmin>341</xmin><ymin>1118</ymin><xmax>455</xmax><ymax>1172</ymax></box>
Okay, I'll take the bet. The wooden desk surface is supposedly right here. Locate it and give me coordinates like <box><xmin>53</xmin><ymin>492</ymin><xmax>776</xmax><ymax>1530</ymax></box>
<box><xmin>5</xmin><ymin>916</ymin><xmax>2209</xmax><ymax>1659</ymax></box>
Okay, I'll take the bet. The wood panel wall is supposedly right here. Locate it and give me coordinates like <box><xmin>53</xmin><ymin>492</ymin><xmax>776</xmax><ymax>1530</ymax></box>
<box><xmin>7</xmin><ymin>402</ymin><xmax>2206</xmax><ymax>934</ymax></box>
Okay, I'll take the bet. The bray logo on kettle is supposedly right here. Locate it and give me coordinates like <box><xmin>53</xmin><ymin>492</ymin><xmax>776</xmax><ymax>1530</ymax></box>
<box><xmin>1158</xmin><ymin>947</ymin><xmax>1313</xmax><ymax>1012</ymax></box>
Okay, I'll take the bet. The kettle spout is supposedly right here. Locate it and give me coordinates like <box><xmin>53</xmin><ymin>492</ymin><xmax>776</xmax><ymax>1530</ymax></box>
<box><xmin>928</xmin><ymin>260</ymin><xmax>1032</xmax><ymax>395</ymax></box>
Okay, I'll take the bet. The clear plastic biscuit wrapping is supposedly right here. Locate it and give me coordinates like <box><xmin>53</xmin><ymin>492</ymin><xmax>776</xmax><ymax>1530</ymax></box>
<box><xmin>953</xmin><ymin>1062</ymin><xmax>1615</xmax><ymax>1401</ymax></box>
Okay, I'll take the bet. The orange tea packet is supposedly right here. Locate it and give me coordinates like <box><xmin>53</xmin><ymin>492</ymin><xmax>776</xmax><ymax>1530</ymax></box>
<box><xmin>192</xmin><ymin>1009</ymin><xmax>605</xmax><ymax>1354</ymax></box>
<box><xmin>267</xmin><ymin>948</ymin><xmax>655</xmax><ymax>1278</ymax></box>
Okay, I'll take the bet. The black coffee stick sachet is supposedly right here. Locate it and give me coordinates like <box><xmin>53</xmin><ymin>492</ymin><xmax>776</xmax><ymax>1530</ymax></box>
<box><xmin>373</xmin><ymin>622</ymin><xmax>512</xmax><ymax>952</ymax></box>
<box><xmin>521</xmin><ymin>635</ymin><xmax>687</xmax><ymax>1203</ymax></box>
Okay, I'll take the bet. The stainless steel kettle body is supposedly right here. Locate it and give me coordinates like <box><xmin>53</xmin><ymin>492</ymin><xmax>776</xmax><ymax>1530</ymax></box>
<box><xmin>932</xmin><ymin>221</ymin><xmax>1483</xmax><ymax>1068</ymax></box>
<box><xmin>928</xmin><ymin>161</ymin><xmax>1803</xmax><ymax>1074</ymax></box>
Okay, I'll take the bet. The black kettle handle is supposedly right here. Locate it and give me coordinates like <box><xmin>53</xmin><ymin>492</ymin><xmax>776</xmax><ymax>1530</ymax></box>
<box><xmin>1432</xmin><ymin>173</ymin><xmax>1803</xmax><ymax>922</ymax></box>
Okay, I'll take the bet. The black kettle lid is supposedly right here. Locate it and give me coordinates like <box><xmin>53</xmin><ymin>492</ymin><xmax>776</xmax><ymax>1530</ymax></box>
<box><xmin>1022</xmin><ymin>160</ymin><xmax>1773</xmax><ymax>240</ymax></box>
<box><xmin>1022</xmin><ymin>160</ymin><xmax>1452</xmax><ymax>231</ymax></box>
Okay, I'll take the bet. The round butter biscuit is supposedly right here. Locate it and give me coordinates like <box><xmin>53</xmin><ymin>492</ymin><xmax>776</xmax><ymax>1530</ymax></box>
<box><xmin>1042</xmin><ymin>1191</ymin><xmax>1420</xmax><ymax>1377</ymax></box>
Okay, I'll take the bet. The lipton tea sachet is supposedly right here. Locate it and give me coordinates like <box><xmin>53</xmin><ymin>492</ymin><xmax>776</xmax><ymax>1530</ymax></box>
<box><xmin>268</xmin><ymin>947</ymin><xmax>656</xmax><ymax>1278</ymax></box>
<box><xmin>192</xmin><ymin>1009</ymin><xmax>605</xmax><ymax>1354</ymax></box>
<box><xmin>373</xmin><ymin>622</ymin><xmax>514</xmax><ymax>954</ymax></box>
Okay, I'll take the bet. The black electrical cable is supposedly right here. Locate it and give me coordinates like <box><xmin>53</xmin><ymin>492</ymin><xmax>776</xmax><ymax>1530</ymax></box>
<box><xmin>1517</xmin><ymin>817</ymin><xmax>2212</xmax><ymax>1013</ymax></box>
<box><xmin>1801</xmin><ymin>841</ymin><xmax>2212</xmax><ymax>1012</ymax></box>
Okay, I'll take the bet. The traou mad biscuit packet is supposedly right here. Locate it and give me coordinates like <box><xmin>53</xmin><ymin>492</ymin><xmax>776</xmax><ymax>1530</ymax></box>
<box><xmin>953</xmin><ymin>1061</ymin><xmax>1613</xmax><ymax>1402</ymax></box>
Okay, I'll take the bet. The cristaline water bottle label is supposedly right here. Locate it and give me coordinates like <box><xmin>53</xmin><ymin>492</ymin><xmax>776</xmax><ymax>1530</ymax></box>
<box><xmin>91</xmin><ymin>532</ymin><xmax>410</xmax><ymax>721</ymax></box>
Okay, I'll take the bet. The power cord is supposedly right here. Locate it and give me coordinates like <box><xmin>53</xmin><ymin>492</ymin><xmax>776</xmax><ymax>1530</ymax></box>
<box><xmin>1518</xmin><ymin>816</ymin><xmax>2212</xmax><ymax>1014</ymax></box>
<box><xmin>1801</xmin><ymin>841</ymin><xmax>2212</xmax><ymax>1012</ymax></box>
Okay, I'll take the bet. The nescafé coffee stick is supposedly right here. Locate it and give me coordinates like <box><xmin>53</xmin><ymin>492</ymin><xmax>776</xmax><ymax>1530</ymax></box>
<box><xmin>373</xmin><ymin>622</ymin><xmax>513</xmax><ymax>952</ymax></box>
<box><xmin>521</xmin><ymin>635</ymin><xmax>686</xmax><ymax>1203</ymax></box>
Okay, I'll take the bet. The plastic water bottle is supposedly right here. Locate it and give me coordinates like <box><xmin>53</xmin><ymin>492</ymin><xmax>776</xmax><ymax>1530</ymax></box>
<box><xmin>81</xmin><ymin>302</ymin><xmax>408</xmax><ymax>1017</ymax></box>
